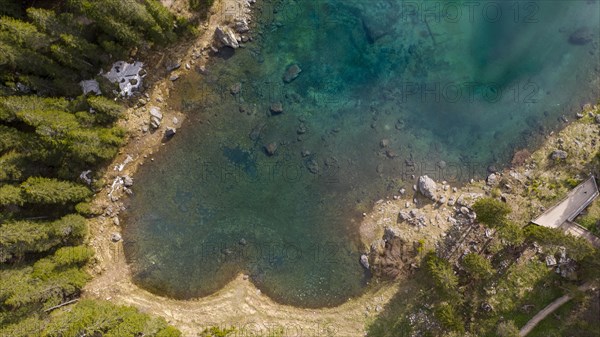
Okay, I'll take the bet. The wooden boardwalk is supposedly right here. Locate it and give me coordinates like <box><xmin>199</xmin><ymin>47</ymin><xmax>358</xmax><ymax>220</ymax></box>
<box><xmin>531</xmin><ymin>176</ymin><xmax>600</xmax><ymax>248</ymax></box>
<box><xmin>532</xmin><ymin>176</ymin><xmax>599</xmax><ymax>229</ymax></box>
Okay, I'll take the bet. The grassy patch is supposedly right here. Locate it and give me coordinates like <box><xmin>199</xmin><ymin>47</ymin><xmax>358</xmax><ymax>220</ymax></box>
<box><xmin>528</xmin><ymin>290</ymin><xmax>600</xmax><ymax>337</ymax></box>
<box><xmin>576</xmin><ymin>199</ymin><xmax>600</xmax><ymax>236</ymax></box>
<box><xmin>490</xmin><ymin>260</ymin><xmax>563</xmax><ymax>326</ymax></box>
<box><xmin>527</xmin><ymin>300</ymin><xmax>577</xmax><ymax>337</ymax></box>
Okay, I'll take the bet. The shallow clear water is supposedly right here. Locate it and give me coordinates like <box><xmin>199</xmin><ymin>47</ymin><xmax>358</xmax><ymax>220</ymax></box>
<box><xmin>123</xmin><ymin>0</ymin><xmax>599</xmax><ymax>307</ymax></box>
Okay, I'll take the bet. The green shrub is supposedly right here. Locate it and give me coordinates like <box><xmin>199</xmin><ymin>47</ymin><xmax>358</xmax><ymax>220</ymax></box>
<box><xmin>461</xmin><ymin>253</ymin><xmax>494</xmax><ymax>281</ymax></box>
<box><xmin>564</xmin><ymin>177</ymin><xmax>580</xmax><ymax>188</ymax></box>
<box><xmin>472</xmin><ymin>198</ymin><xmax>511</xmax><ymax>227</ymax></box>
<box><xmin>435</xmin><ymin>302</ymin><xmax>465</xmax><ymax>334</ymax></box>
<box><xmin>497</xmin><ymin>221</ymin><xmax>525</xmax><ymax>246</ymax></box>
<box><xmin>424</xmin><ymin>253</ymin><xmax>460</xmax><ymax>299</ymax></box>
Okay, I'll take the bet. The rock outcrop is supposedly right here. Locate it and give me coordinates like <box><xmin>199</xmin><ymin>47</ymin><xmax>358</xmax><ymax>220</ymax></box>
<box><xmin>149</xmin><ymin>107</ymin><xmax>162</xmax><ymax>129</ymax></box>
<box><xmin>417</xmin><ymin>175</ymin><xmax>437</xmax><ymax>200</ymax></box>
<box><xmin>215</xmin><ymin>26</ymin><xmax>240</xmax><ymax>49</ymax></box>
<box><xmin>550</xmin><ymin>150</ymin><xmax>568</xmax><ymax>161</ymax></box>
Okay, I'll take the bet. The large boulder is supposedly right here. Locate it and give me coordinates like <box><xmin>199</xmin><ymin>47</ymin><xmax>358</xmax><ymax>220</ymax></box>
<box><xmin>234</xmin><ymin>18</ymin><xmax>250</xmax><ymax>33</ymax></box>
<box><xmin>360</xmin><ymin>254</ymin><xmax>370</xmax><ymax>269</ymax></box>
<box><xmin>149</xmin><ymin>107</ymin><xmax>162</xmax><ymax>129</ymax></box>
<box><xmin>361</xmin><ymin>10</ymin><xmax>399</xmax><ymax>43</ymax></box>
<box><xmin>383</xmin><ymin>226</ymin><xmax>402</xmax><ymax>241</ymax></box>
<box><xmin>551</xmin><ymin>150</ymin><xmax>568</xmax><ymax>161</ymax></box>
<box><xmin>214</xmin><ymin>26</ymin><xmax>240</xmax><ymax>49</ymax></box>
<box><xmin>486</xmin><ymin>173</ymin><xmax>499</xmax><ymax>186</ymax></box>
<box><xmin>417</xmin><ymin>175</ymin><xmax>437</xmax><ymax>200</ymax></box>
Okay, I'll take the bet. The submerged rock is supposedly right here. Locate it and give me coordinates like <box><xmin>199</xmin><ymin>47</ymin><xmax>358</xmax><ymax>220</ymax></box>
<box><xmin>264</xmin><ymin>142</ymin><xmax>278</xmax><ymax>156</ymax></box>
<box><xmin>361</xmin><ymin>11</ymin><xmax>398</xmax><ymax>43</ymax></box>
<box><xmin>249</xmin><ymin>122</ymin><xmax>266</xmax><ymax>141</ymax></box>
<box><xmin>297</xmin><ymin>123</ymin><xmax>307</xmax><ymax>134</ymax></box>
<box><xmin>569</xmin><ymin>27</ymin><xmax>593</xmax><ymax>45</ymax></box>
<box><xmin>283</xmin><ymin>64</ymin><xmax>302</xmax><ymax>83</ymax></box>
<box><xmin>230</xmin><ymin>82</ymin><xmax>242</xmax><ymax>95</ymax></box>
<box><xmin>306</xmin><ymin>159</ymin><xmax>319</xmax><ymax>174</ymax></box>
<box><xmin>270</xmin><ymin>102</ymin><xmax>284</xmax><ymax>115</ymax></box>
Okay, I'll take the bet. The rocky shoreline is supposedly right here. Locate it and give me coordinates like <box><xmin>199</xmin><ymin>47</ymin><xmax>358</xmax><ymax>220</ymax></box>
<box><xmin>361</xmin><ymin>104</ymin><xmax>600</xmax><ymax>280</ymax></box>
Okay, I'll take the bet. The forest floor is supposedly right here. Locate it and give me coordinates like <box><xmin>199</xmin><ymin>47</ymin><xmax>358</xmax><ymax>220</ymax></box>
<box><xmin>82</xmin><ymin>0</ymin><xmax>600</xmax><ymax>336</ymax></box>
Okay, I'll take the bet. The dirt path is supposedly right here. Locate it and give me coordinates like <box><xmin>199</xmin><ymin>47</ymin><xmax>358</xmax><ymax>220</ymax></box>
<box><xmin>519</xmin><ymin>282</ymin><xmax>594</xmax><ymax>336</ymax></box>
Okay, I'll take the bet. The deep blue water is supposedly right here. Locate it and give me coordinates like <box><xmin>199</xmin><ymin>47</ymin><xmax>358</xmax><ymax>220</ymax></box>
<box><xmin>123</xmin><ymin>0</ymin><xmax>600</xmax><ymax>307</ymax></box>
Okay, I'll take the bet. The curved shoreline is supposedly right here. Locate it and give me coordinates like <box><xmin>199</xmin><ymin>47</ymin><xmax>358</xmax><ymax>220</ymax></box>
<box><xmin>82</xmin><ymin>0</ymin><xmax>600</xmax><ymax>335</ymax></box>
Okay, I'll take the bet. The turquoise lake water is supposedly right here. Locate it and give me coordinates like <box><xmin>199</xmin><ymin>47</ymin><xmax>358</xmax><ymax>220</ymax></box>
<box><xmin>123</xmin><ymin>0</ymin><xmax>600</xmax><ymax>307</ymax></box>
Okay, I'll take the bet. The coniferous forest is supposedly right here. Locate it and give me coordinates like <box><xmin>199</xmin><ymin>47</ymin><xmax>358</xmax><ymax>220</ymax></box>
<box><xmin>0</xmin><ymin>1</ymin><xmax>186</xmax><ymax>335</ymax></box>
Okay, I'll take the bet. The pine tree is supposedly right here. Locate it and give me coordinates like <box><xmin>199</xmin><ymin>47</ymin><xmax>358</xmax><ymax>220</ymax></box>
<box><xmin>0</xmin><ymin>214</ymin><xmax>87</xmax><ymax>262</ymax></box>
<box><xmin>472</xmin><ymin>198</ymin><xmax>511</xmax><ymax>228</ymax></box>
<box><xmin>461</xmin><ymin>253</ymin><xmax>494</xmax><ymax>281</ymax></box>
<box><xmin>0</xmin><ymin>16</ymin><xmax>49</xmax><ymax>50</ymax></box>
<box><xmin>21</xmin><ymin>177</ymin><xmax>91</xmax><ymax>205</ymax></box>
<box><xmin>0</xmin><ymin>246</ymin><xmax>92</xmax><ymax>310</ymax></box>
<box><xmin>0</xmin><ymin>184</ymin><xmax>24</xmax><ymax>206</ymax></box>
<box><xmin>0</xmin><ymin>151</ymin><xmax>25</xmax><ymax>181</ymax></box>
<box><xmin>86</xmin><ymin>96</ymin><xmax>123</xmax><ymax>122</ymax></box>
<box><xmin>425</xmin><ymin>252</ymin><xmax>460</xmax><ymax>299</ymax></box>
<box><xmin>144</xmin><ymin>0</ymin><xmax>177</xmax><ymax>41</ymax></box>
<box><xmin>0</xmin><ymin>96</ymin><xmax>70</xmax><ymax>123</ymax></box>
<box><xmin>42</xmin><ymin>299</ymin><xmax>182</xmax><ymax>337</ymax></box>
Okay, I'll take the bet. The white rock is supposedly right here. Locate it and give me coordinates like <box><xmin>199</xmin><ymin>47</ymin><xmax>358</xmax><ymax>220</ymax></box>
<box><xmin>417</xmin><ymin>175</ymin><xmax>437</xmax><ymax>200</ymax></box>
<box><xmin>360</xmin><ymin>254</ymin><xmax>370</xmax><ymax>269</ymax></box>
<box><xmin>215</xmin><ymin>26</ymin><xmax>240</xmax><ymax>48</ymax></box>
<box><xmin>110</xmin><ymin>233</ymin><xmax>122</xmax><ymax>242</ymax></box>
